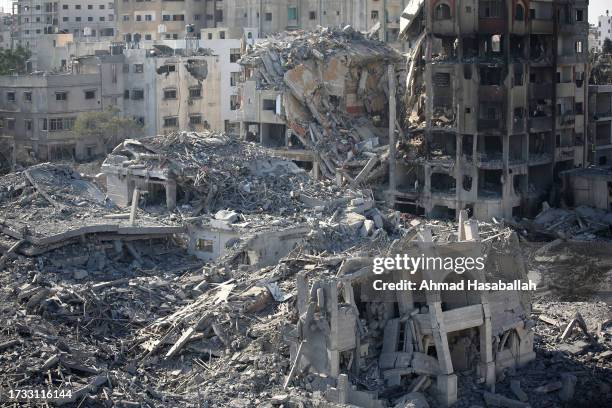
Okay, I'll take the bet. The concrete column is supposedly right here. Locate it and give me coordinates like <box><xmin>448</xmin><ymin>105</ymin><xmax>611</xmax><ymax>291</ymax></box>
<box><xmin>312</xmin><ymin>159</ymin><xmax>320</xmax><ymax>180</ymax></box>
<box><xmin>166</xmin><ymin>180</ymin><xmax>177</xmax><ymax>210</ymax></box>
<box><xmin>129</xmin><ymin>188</ymin><xmax>140</xmax><ymax>226</ymax></box>
<box><xmin>388</xmin><ymin>64</ymin><xmax>397</xmax><ymax>206</ymax></box>
<box><xmin>479</xmin><ymin>300</ymin><xmax>496</xmax><ymax>386</ymax></box>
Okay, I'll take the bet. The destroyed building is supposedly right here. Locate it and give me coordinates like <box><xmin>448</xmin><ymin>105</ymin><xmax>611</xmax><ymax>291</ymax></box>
<box><xmin>101</xmin><ymin>131</ymin><xmax>374</xmax><ymax>263</ymax></box>
<box><xmin>290</xmin><ymin>214</ymin><xmax>535</xmax><ymax>407</ymax></box>
<box><xmin>1</xmin><ymin>136</ymin><xmax>611</xmax><ymax>407</ymax></box>
<box><xmin>560</xmin><ymin>167</ymin><xmax>612</xmax><ymax>211</ymax></box>
<box><xmin>391</xmin><ymin>0</ymin><xmax>590</xmax><ymax>220</ymax></box>
<box><xmin>237</xmin><ymin>27</ymin><xmax>403</xmax><ymax>184</ymax></box>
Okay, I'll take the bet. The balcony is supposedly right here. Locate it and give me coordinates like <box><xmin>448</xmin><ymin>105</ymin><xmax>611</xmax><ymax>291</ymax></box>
<box><xmin>557</xmin><ymin>53</ymin><xmax>587</xmax><ymax>65</ymax></box>
<box><xmin>558</xmin><ymin>22</ymin><xmax>588</xmax><ymax>35</ymax></box>
<box><xmin>529</xmin><ymin>116</ymin><xmax>553</xmax><ymax>132</ymax></box>
<box><xmin>512</xmin><ymin>118</ymin><xmax>525</xmax><ymax>133</ymax></box>
<box><xmin>478</xmin><ymin>118</ymin><xmax>505</xmax><ymax>132</ymax></box>
<box><xmin>432</xmin><ymin>19</ymin><xmax>455</xmax><ymax>36</ymax></box>
<box><xmin>558</xmin><ymin>112</ymin><xmax>575</xmax><ymax>127</ymax></box>
<box><xmin>531</xmin><ymin>19</ymin><xmax>554</xmax><ymax>34</ymax></box>
<box><xmin>555</xmin><ymin>147</ymin><xmax>575</xmax><ymax>161</ymax></box>
<box><xmin>528</xmin><ymin>153</ymin><xmax>553</xmax><ymax>165</ymax></box>
<box><xmin>475</xmin><ymin>152</ymin><xmax>503</xmax><ymax>169</ymax></box>
<box><xmin>479</xmin><ymin>85</ymin><xmax>505</xmax><ymax>102</ymax></box>
<box><xmin>595</xmin><ymin>110</ymin><xmax>612</xmax><ymax>120</ymax></box>
<box><xmin>478</xmin><ymin>18</ymin><xmax>506</xmax><ymax>34</ymax></box>
<box><xmin>529</xmin><ymin>83</ymin><xmax>553</xmax><ymax>99</ymax></box>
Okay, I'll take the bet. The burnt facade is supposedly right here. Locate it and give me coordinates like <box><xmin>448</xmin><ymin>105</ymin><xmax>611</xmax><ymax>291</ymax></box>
<box><xmin>392</xmin><ymin>0</ymin><xmax>589</xmax><ymax>220</ymax></box>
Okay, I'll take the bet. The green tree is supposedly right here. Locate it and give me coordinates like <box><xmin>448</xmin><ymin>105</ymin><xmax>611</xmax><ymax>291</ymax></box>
<box><xmin>604</xmin><ymin>38</ymin><xmax>612</xmax><ymax>54</ymax></box>
<box><xmin>73</xmin><ymin>106</ymin><xmax>144</xmax><ymax>152</ymax></box>
<box><xmin>0</xmin><ymin>47</ymin><xmax>31</xmax><ymax>75</ymax></box>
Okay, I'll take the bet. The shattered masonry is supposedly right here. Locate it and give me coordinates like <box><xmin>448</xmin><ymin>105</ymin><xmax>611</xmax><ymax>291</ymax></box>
<box><xmin>237</xmin><ymin>27</ymin><xmax>403</xmax><ymax>184</ymax></box>
<box><xmin>291</xmin><ymin>215</ymin><xmax>535</xmax><ymax>407</ymax></box>
<box><xmin>390</xmin><ymin>0</ymin><xmax>589</xmax><ymax>220</ymax></box>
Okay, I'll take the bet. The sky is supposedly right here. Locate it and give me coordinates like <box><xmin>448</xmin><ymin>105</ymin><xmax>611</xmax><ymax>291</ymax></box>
<box><xmin>0</xmin><ymin>0</ymin><xmax>609</xmax><ymax>23</ymax></box>
<box><xmin>0</xmin><ymin>0</ymin><xmax>10</xmax><ymax>14</ymax></box>
<box><xmin>590</xmin><ymin>0</ymin><xmax>611</xmax><ymax>24</ymax></box>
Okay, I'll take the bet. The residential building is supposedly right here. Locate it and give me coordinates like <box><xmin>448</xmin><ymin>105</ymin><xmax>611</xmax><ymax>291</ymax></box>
<box><xmin>589</xmin><ymin>84</ymin><xmax>612</xmax><ymax>166</ymax></box>
<box><xmin>115</xmin><ymin>0</ymin><xmax>210</xmax><ymax>42</ymax></box>
<box><xmin>57</xmin><ymin>0</ymin><xmax>116</xmax><ymax>39</ymax></box>
<box><xmin>115</xmin><ymin>0</ymin><xmax>406</xmax><ymax>48</ymax></box>
<box><xmin>12</xmin><ymin>0</ymin><xmax>59</xmax><ymax>49</ymax></box>
<box><xmin>598</xmin><ymin>10</ymin><xmax>611</xmax><ymax>51</ymax></box>
<box><xmin>589</xmin><ymin>24</ymin><xmax>600</xmax><ymax>53</ymax></box>
<box><xmin>0</xmin><ymin>12</ymin><xmax>14</xmax><ymax>49</ymax></box>
<box><xmin>391</xmin><ymin>0</ymin><xmax>590</xmax><ymax>220</ymax></box>
<box><xmin>0</xmin><ymin>72</ymin><xmax>106</xmax><ymax>161</ymax></box>
<box><xmin>121</xmin><ymin>49</ymin><xmax>223</xmax><ymax>136</ymax></box>
<box><xmin>222</xmin><ymin>0</ymin><xmax>405</xmax><ymax>46</ymax></box>
<box><xmin>200</xmin><ymin>26</ymin><xmax>258</xmax><ymax>135</ymax></box>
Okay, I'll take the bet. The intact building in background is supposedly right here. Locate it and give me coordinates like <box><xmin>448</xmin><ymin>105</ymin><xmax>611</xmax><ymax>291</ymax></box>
<box><xmin>392</xmin><ymin>0</ymin><xmax>589</xmax><ymax>220</ymax></box>
<box><xmin>12</xmin><ymin>0</ymin><xmax>117</xmax><ymax>48</ymax></box>
<box><xmin>0</xmin><ymin>72</ymin><xmax>107</xmax><ymax>161</ymax></box>
<box><xmin>597</xmin><ymin>10</ymin><xmax>611</xmax><ymax>50</ymax></box>
<box><xmin>114</xmin><ymin>0</ymin><xmax>407</xmax><ymax>49</ymax></box>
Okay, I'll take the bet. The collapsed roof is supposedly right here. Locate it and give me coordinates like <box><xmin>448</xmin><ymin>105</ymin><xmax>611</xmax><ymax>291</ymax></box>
<box><xmin>240</xmin><ymin>27</ymin><xmax>403</xmax><ymax>182</ymax></box>
<box><xmin>0</xmin><ymin>163</ymin><xmax>182</xmax><ymax>256</ymax></box>
<box><xmin>102</xmin><ymin>131</ymin><xmax>352</xmax><ymax>215</ymax></box>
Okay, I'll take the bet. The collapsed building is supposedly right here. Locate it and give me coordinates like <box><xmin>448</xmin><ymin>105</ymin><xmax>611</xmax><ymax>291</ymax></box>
<box><xmin>390</xmin><ymin>0</ymin><xmax>590</xmax><ymax>220</ymax></box>
<box><xmin>101</xmin><ymin>131</ymin><xmax>389</xmax><ymax>264</ymax></box>
<box><xmin>237</xmin><ymin>27</ymin><xmax>403</xmax><ymax>185</ymax></box>
<box><xmin>290</xmin><ymin>213</ymin><xmax>535</xmax><ymax>407</ymax></box>
<box><xmin>1</xmin><ymin>134</ymin><xmax>611</xmax><ymax>407</ymax></box>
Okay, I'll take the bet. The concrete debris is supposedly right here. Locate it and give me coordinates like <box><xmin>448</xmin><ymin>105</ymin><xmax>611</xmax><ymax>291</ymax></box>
<box><xmin>2</xmin><ymin>57</ymin><xmax>612</xmax><ymax>406</ymax></box>
<box><xmin>511</xmin><ymin>204</ymin><xmax>612</xmax><ymax>241</ymax></box>
<box><xmin>239</xmin><ymin>27</ymin><xmax>403</xmax><ymax>184</ymax></box>
<box><xmin>102</xmin><ymin>131</ymin><xmax>352</xmax><ymax>216</ymax></box>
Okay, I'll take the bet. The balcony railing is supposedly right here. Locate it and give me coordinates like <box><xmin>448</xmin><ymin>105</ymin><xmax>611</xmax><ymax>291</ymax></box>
<box><xmin>529</xmin><ymin>83</ymin><xmax>553</xmax><ymax>99</ymax></box>
<box><xmin>478</xmin><ymin>118</ymin><xmax>505</xmax><ymax>131</ymax></box>
<box><xmin>529</xmin><ymin>116</ymin><xmax>553</xmax><ymax>132</ymax></box>
<box><xmin>479</xmin><ymin>85</ymin><xmax>505</xmax><ymax>102</ymax></box>
<box><xmin>595</xmin><ymin>110</ymin><xmax>612</xmax><ymax>119</ymax></box>
<box><xmin>528</xmin><ymin>154</ymin><xmax>552</xmax><ymax>166</ymax></box>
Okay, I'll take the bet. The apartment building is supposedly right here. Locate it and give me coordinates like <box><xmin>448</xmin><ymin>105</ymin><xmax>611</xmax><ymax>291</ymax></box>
<box><xmin>200</xmin><ymin>26</ymin><xmax>259</xmax><ymax>135</ymax></box>
<box><xmin>0</xmin><ymin>72</ymin><xmax>106</xmax><ymax>161</ymax></box>
<box><xmin>115</xmin><ymin>0</ymin><xmax>211</xmax><ymax>42</ymax></box>
<box><xmin>589</xmin><ymin>84</ymin><xmax>612</xmax><ymax>166</ymax></box>
<box><xmin>392</xmin><ymin>0</ymin><xmax>589</xmax><ymax>220</ymax></box>
<box><xmin>12</xmin><ymin>0</ymin><xmax>58</xmax><ymax>48</ymax></box>
<box><xmin>13</xmin><ymin>0</ymin><xmax>115</xmax><ymax>45</ymax></box>
<box><xmin>598</xmin><ymin>10</ymin><xmax>611</xmax><ymax>50</ymax></box>
<box><xmin>114</xmin><ymin>0</ymin><xmax>406</xmax><ymax>47</ymax></box>
<box><xmin>221</xmin><ymin>0</ymin><xmax>405</xmax><ymax>44</ymax></box>
<box><xmin>121</xmin><ymin>49</ymin><xmax>223</xmax><ymax>136</ymax></box>
<box><xmin>0</xmin><ymin>12</ymin><xmax>14</xmax><ymax>49</ymax></box>
<box><xmin>57</xmin><ymin>0</ymin><xmax>116</xmax><ymax>39</ymax></box>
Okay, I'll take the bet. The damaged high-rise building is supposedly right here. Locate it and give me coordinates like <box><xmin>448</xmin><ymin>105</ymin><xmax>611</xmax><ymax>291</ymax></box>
<box><xmin>391</xmin><ymin>0</ymin><xmax>589</xmax><ymax>220</ymax></box>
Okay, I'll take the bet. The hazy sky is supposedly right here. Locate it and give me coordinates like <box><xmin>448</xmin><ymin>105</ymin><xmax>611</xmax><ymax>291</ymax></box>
<box><xmin>0</xmin><ymin>0</ymin><xmax>610</xmax><ymax>23</ymax></box>
<box><xmin>590</xmin><ymin>0</ymin><xmax>610</xmax><ymax>24</ymax></box>
<box><xmin>0</xmin><ymin>0</ymin><xmax>10</xmax><ymax>14</ymax></box>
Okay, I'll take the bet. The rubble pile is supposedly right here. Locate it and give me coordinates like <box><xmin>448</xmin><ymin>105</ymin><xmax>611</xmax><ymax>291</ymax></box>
<box><xmin>0</xmin><ymin>163</ymin><xmax>182</xmax><ymax>256</ymax></box>
<box><xmin>103</xmin><ymin>131</ymin><xmax>349</xmax><ymax>216</ymax></box>
<box><xmin>1</xmin><ymin>133</ymin><xmax>612</xmax><ymax>407</ymax></box>
<box><xmin>511</xmin><ymin>205</ymin><xmax>612</xmax><ymax>241</ymax></box>
<box><xmin>240</xmin><ymin>27</ymin><xmax>403</xmax><ymax>183</ymax></box>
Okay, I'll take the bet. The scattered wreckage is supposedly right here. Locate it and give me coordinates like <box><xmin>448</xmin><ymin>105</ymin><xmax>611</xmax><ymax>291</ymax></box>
<box><xmin>238</xmin><ymin>27</ymin><xmax>403</xmax><ymax>186</ymax></box>
<box><xmin>1</xmin><ymin>138</ymin><xmax>611</xmax><ymax>407</ymax></box>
